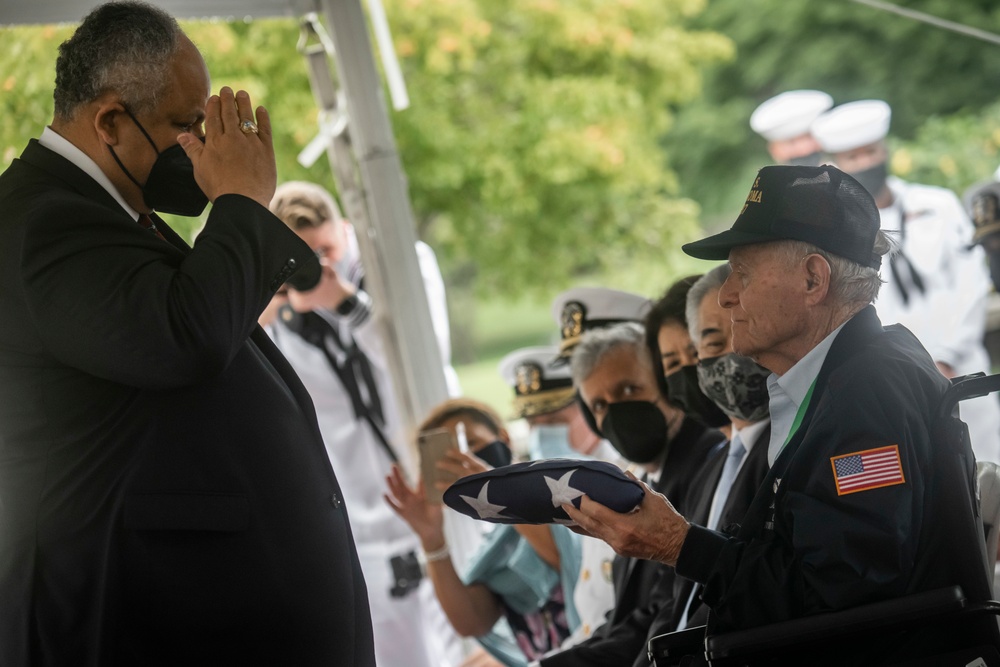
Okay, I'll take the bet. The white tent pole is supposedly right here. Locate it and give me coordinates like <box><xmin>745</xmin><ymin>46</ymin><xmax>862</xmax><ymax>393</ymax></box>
<box><xmin>310</xmin><ymin>0</ymin><xmax>450</xmax><ymax>438</ymax></box>
<box><xmin>303</xmin><ymin>1</ymin><xmax>483</xmax><ymax>583</ymax></box>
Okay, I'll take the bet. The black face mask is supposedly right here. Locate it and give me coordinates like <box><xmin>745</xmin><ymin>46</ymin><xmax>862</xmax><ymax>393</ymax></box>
<box><xmin>474</xmin><ymin>440</ymin><xmax>513</xmax><ymax>469</ymax></box>
<box><xmin>786</xmin><ymin>151</ymin><xmax>823</xmax><ymax>167</ymax></box>
<box><xmin>665</xmin><ymin>364</ymin><xmax>731</xmax><ymax>428</ymax></box>
<box><xmin>848</xmin><ymin>161</ymin><xmax>889</xmax><ymax>199</ymax></box>
<box><xmin>601</xmin><ymin>400</ymin><xmax>668</xmax><ymax>464</ymax></box>
<box><xmin>108</xmin><ymin>107</ymin><xmax>209</xmax><ymax>217</ymax></box>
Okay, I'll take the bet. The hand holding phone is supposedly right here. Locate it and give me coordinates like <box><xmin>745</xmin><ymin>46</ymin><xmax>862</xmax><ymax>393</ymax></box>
<box><xmin>418</xmin><ymin>428</ymin><xmax>459</xmax><ymax>504</ymax></box>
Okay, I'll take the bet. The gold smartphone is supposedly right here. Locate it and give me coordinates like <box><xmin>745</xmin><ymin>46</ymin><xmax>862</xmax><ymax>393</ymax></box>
<box><xmin>418</xmin><ymin>428</ymin><xmax>459</xmax><ymax>504</ymax></box>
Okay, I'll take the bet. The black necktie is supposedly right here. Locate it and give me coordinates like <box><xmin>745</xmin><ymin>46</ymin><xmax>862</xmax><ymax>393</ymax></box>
<box><xmin>293</xmin><ymin>310</ymin><xmax>395</xmax><ymax>463</ymax></box>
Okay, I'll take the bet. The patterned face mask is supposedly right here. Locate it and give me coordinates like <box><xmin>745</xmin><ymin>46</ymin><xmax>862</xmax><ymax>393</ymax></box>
<box><xmin>696</xmin><ymin>353</ymin><xmax>770</xmax><ymax>423</ymax></box>
<box><xmin>664</xmin><ymin>364</ymin><xmax>731</xmax><ymax>428</ymax></box>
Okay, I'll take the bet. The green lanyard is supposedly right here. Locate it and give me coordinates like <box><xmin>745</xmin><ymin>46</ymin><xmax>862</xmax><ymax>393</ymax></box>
<box><xmin>782</xmin><ymin>377</ymin><xmax>818</xmax><ymax>448</ymax></box>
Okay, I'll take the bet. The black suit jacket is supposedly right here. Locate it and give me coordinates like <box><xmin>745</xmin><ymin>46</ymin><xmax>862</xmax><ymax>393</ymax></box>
<box><xmin>675</xmin><ymin>307</ymin><xmax>999</xmax><ymax>661</ymax></box>
<box><xmin>540</xmin><ymin>418</ymin><xmax>724</xmax><ymax>667</ymax></box>
<box><xmin>0</xmin><ymin>141</ymin><xmax>376</xmax><ymax>666</ymax></box>
<box><xmin>650</xmin><ymin>423</ymin><xmax>771</xmax><ymax>638</ymax></box>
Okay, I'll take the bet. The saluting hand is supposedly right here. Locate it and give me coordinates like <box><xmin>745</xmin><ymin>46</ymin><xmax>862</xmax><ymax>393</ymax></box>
<box><xmin>177</xmin><ymin>87</ymin><xmax>276</xmax><ymax>209</ymax></box>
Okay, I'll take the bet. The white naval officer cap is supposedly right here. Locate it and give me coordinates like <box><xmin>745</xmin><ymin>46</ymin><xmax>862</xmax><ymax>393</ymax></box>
<box><xmin>498</xmin><ymin>346</ymin><xmax>576</xmax><ymax>419</ymax></box>
<box><xmin>749</xmin><ymin>90</ymin><xmax>834</xmax><ymax>141</ymax></box>
<box><xmin>811</xmin><ymin>100</ymin><xmax>892</xmax><ymax>154</ymax></box>
<box><xmin>551</xmin><ymin>287</ymin><xmax>652</xmax><ymax>360</ymax></box>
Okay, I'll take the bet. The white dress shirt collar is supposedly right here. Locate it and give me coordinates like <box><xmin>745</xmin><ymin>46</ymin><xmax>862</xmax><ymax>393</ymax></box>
<box><xmin>38</xmin><ymin>126</ymin><xmax>140</xmax><ymax>221</ymax></box>
<box><xmin>766</xmin><ymin>320</ymin><xmax>848</xmax><ymax>466</ymax></box>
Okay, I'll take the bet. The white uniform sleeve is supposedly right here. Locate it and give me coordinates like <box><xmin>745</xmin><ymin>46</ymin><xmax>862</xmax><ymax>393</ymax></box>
<box><xmin>924</xmin><ymin>191</ymin><xmax>990</xmax><ymax>370</ymax></box>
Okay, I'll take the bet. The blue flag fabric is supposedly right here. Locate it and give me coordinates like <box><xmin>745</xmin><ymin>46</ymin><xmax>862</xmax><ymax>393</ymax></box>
<box><xmin>444</xmin><ymin>459</ymin><xmax>644</xmax><ymax>525</ymax></box>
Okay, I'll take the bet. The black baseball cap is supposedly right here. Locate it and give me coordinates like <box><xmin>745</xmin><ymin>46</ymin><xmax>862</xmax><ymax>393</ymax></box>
<box><xmin>682</xmin><ymin>165</ymin><xmax>882</xmax><ymax>269</ymax></box>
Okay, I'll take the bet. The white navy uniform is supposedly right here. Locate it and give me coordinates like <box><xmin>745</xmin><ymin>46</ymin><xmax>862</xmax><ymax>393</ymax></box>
<box><xmin>811</xmin><ymin>99</ymin><xmax>1000</xmax><ymax>463</ymax></box>
<box><xmin>875</xmin><ymin>176</ymin><xmax>1000</xmax><ymax>463</ymax></box>
<box><xmin>266</xmin><ymin>226</ymin><xmax>464</xmax><ymax>667</ymax></box>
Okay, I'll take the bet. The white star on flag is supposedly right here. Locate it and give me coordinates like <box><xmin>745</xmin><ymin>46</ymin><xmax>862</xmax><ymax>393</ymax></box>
<box><xmin>545</xmin><ymin>470</ymin><xmax>586</xmax><ymax>508</ymax></box>
<box><xmin>460</xmin><ymin>481</ymin><xmax>508</xmax><ymax>520</ymax></box>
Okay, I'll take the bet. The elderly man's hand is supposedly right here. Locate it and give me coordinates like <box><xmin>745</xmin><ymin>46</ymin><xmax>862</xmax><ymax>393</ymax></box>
<box><xmin>563</xmin><ymin>475</ymin><xmax>690</xmax><ymax>566</ymax></box>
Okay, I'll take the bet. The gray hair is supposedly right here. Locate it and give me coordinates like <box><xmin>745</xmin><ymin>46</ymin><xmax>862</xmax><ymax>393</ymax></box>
<box><xmin>685</xmin><ymin>264</ymin><xmax>731</xmax><ymax>343</ymax></box>
<box><xmin>54</xmin><ymin>1</ymin><xmax>181</xmax><ymax>120</ymax></box>
<box><xmin>570</xmin><ymin>322</ymin><xmax>649</xmax><ymax>386</ymax></box>
<box><xmin>777</xmin><ymin>231</ymin><xmax>894</xmax><ymax>307</ymax></box>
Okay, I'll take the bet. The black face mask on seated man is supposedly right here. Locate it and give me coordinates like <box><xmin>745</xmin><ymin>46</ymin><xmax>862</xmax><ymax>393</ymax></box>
<box><xmin>665</xmin><ymin>365</ymin><xmax>730</xmax><ymax>429</ymax></box>
<box><xmin>600</xmin><ymin>400</ymin><xmax>668</xmax><ymax>464</ymax></box>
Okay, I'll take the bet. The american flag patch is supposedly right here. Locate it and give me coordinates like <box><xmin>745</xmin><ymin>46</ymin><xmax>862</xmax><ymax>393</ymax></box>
<box><xmin>830</xmin><ymin>445</ymin><xmax>905</xmax><ymax>496</ymax></box>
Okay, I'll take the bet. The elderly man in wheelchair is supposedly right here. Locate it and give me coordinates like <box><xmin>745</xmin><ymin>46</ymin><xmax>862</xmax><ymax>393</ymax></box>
<box><xmin>565</xmin><ymin>165</ymin><xmax>1000</xmax><ymax>666</ymax></box>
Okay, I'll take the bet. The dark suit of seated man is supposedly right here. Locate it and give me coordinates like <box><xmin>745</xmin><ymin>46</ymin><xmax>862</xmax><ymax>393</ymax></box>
<box><xmin>0</xmin><ymin>3</ymin><xmax>375</xmax><ymax>665</ymax></box>
<box><xmin>567</xmin><ymin>165</ymin><xmax>999</xmax><ymax>664</ymax></box>
<box><xmin>648</xmin><ymin>263</ymin><xmax>772</xmax><ymax>641</ymax></box>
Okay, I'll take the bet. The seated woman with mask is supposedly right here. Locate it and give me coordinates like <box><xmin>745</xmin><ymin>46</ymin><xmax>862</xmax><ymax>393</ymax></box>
<box><xmin>645</xmin><ymin>274</ymin><xmax>733</xmax><ymax>436</ymax></box>
<box><xmin>385</xmin><ymin>396</ymin><xmax>583</xmax><ymax>667</ymax></box>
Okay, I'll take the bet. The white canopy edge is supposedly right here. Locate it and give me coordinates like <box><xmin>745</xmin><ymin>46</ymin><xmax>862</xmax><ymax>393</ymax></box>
<box><xmin>0</xmin><ymin>0</ymin><xmax>312</xmax><ymax>26</ymax></box>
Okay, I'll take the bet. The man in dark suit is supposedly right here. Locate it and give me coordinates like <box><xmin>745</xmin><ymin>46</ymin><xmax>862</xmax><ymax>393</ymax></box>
<box><xmin>653</xmin><ymin>263</ymin><xmax>771</xmax><ymax>637</ymax></box>
<box><xmin>0</xmin><ymin>3</ymin><xmax>375</xmax><ymax>665</ymax></box>
<box><xmin>567</xmin><ymin>165</ymin><xmax>999</xmax><ymax>663</ymax></box>
<box><xmin>536</xmin><ymin>322</ymin><xmax>723</xmax><ymax>666</ymax></box>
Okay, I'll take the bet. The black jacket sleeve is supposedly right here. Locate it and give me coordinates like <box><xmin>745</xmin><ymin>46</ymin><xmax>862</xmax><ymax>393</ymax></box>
<box><xmin>22</xmin><ymin>194</ymin><xmax>317</xmax><ymax>389</ymax></box>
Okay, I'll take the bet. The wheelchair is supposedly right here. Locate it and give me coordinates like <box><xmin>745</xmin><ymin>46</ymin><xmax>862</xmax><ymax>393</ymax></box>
<box><xmin>648</xmin><ymin>373</ymin><xmax>1000</xmax><ymax>666</ymax></box>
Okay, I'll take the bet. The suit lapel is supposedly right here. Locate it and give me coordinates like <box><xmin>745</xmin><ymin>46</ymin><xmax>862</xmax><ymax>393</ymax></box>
<box><xmin>19</xmin><ymin>140</ymin><xmax>124</xmax><ymax>214</ymax></box>
<box><xmin>21</xmin><ymin>140</ymin><xmax>189</xmax><ymax>259</ymax></box>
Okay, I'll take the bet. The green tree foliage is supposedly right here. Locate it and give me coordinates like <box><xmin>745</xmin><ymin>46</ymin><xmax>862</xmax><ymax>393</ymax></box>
<box><xmin>0</xmin><ymin>2</ymin><xmax>731</xmax><ymax>299</ymax></box>
<box><xmin>384</xmin><ymin>0</ymin><xmax>732</xmax><ymax>295</ymax></box>
<box><xmin>0</xmin><ymin>25</ymin><xmax>75</xmax><ymax>173</ymax></box>
<box><xmin>666</xmin><ymin>0</ymin><xmax>1000</xmax><ymax>218</ymax></box>
<box><xmin>891</xmin><ymin>100</ymin><xmax>1000</xmax><ymax>198</ymax></box>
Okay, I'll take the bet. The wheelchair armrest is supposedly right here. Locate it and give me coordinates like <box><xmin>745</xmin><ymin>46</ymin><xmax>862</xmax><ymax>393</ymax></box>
<box><xmin>647</xmin><ymin>625</ymin><xmax>706</xmax><ymax>666</ymax></box>
<box><xmin>706</xmin><ymin>585</ymin><xmax>969</xmax><ymax>661</ymax></box>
